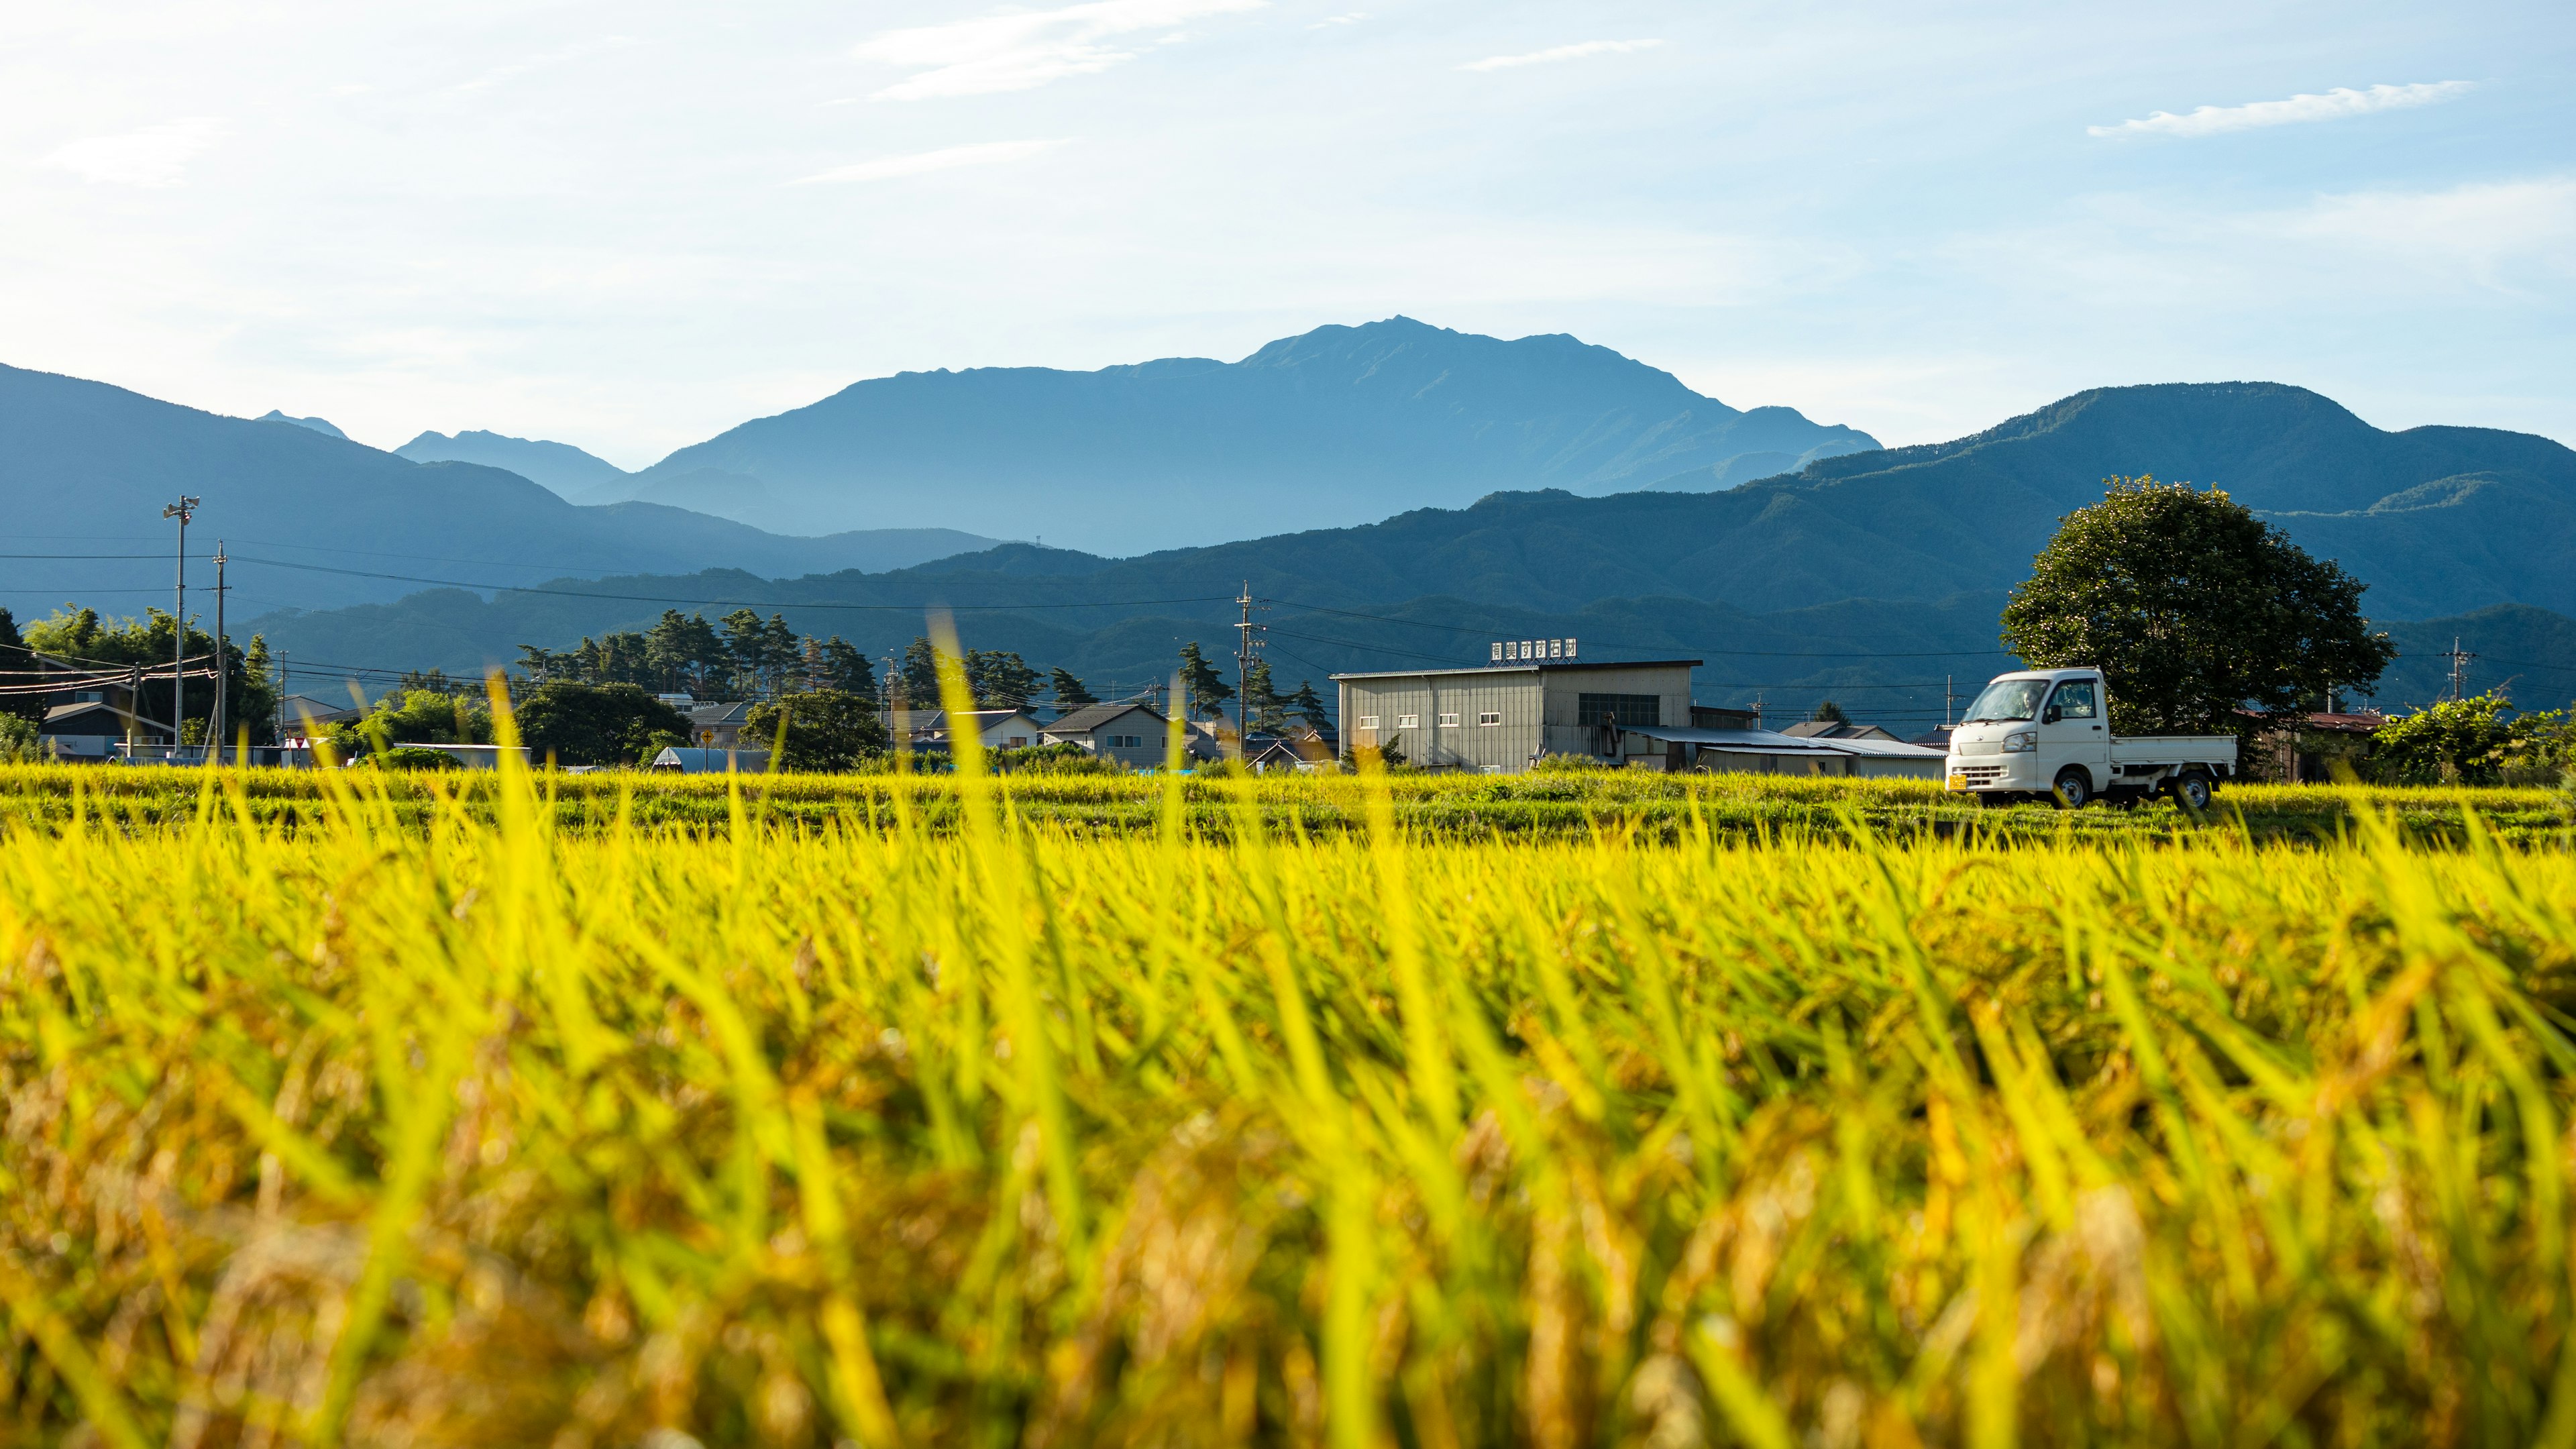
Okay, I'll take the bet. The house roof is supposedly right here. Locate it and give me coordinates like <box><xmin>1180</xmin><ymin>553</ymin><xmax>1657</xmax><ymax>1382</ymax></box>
<box><xmin>1045</xmin><ymin>700</ymin><xmax>1167</xmax><ymax>734</ymax></box>
<box><xmin>42</xmin><ymin>700</ymin><xmax>170</xmax><ymax>737</ymax></box>
<box><xmin>1332</xmin><ymin>659</ymin><xmax>1701</xmax><ymax>682</ymax></box>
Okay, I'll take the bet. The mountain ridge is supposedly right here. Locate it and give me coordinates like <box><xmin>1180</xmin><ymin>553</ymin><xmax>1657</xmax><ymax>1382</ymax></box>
<box><xmin>598</xmin><ymin>317</ymin><xmax>1878</xmax><ymax>549</ymax></box>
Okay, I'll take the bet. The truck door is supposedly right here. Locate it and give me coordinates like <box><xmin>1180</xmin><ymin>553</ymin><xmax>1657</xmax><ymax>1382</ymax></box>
<box><xmin>2038</xmin><ymin>677</ymin><xmax>2106</xmax><ymax>786</ymax></box>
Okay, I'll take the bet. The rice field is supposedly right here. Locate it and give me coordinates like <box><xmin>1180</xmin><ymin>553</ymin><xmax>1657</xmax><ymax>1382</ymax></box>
<box><xmin>4</xmin><ymin>718</ymin><xmax>2575</xmax><ymax>1445</ymax></box>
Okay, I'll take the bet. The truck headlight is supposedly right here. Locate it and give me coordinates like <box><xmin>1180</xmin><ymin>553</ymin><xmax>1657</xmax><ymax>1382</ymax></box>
<box><xmin>2002</xmin><ymin>731</ymin><xmax>2036</xmax><ymax>753</ymax></box>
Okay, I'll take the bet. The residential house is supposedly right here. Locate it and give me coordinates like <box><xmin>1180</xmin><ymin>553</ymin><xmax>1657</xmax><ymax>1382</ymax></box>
<box><xmin>1038</xmin><ymin>701</ymin><xmax>1178</xmax><ymax>769</ymax></box>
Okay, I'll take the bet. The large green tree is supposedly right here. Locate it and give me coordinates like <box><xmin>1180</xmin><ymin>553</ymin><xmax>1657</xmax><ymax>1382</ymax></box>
<box><xmin>513</xmin><ymin>682</ymin><xmax>689</xmax><ymax>766</ymax></box>
<box><xmin>2000</xmin><ymin>476</ymin><xmax>2396</xmax><ymax>737</ymax></box>
<box><xmin>744</xmin><ymin>689</ymin><xmax>888</xmax><ymax>771</ymax></box>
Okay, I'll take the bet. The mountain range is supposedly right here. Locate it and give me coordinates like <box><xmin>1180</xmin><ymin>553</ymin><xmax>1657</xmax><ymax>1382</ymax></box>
<box><xmin>244</xmin><ymin>380</ymin><xmax>2576</xmax><ymax>724</ymax></box>
<box><xmin>576</xmin><ymin>317</ymin><xmax>1879</xmax><ymax>552</ymax></box>
<box><xmin>0</xmin><ymin>365</ymin><xmax>997</xmax><ymax>613</ymax></box>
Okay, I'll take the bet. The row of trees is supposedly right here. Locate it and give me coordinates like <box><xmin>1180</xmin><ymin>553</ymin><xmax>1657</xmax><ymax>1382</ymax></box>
<box><xmin>508</xmin><ymin>615</ymin><xmax>1336</xmax><ymax>733</ymax></box>
<box><xmin>1</xmin><ymin>605</ymin><xmax>286</xmax><ymax>746</ymax></box>
<box><xmin>517</xmin><ymin>610</ymin><xmax>876</xmax><ymax>702</ymax></box>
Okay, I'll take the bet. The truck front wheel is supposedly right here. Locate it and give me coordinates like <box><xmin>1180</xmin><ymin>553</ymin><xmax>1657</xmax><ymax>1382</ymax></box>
<box><xmin>2051</xmin><ymin>766</ymin><xmax>2092</xmax><ymax>809</ymax></box>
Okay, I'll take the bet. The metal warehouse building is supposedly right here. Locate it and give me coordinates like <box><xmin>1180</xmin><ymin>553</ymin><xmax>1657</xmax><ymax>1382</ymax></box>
<box><xmin>1334</xmin><ymin>655</ymin><xmax>1715</xmax><ymax>773</ymax></box>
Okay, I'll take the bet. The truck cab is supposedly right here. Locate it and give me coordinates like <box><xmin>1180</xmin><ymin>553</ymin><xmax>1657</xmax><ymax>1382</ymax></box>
<box><xmin>1945</xmin><ymin>666</ymin><xmax>2237</xmax><ymax>808</ymax></box>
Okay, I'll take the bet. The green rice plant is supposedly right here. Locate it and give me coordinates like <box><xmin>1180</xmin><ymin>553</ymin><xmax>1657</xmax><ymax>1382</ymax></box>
<box><xmin>0</xmin><ymin>743</ymin><xmax>2571</xmax><ymax>1446</ymax></box>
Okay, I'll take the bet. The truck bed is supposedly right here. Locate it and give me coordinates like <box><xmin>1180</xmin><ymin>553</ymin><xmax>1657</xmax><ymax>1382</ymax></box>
<box><xmin>2109</xmin><ymin>735</ymin><xmax>2237</xmax><ymax>766</ymax></box>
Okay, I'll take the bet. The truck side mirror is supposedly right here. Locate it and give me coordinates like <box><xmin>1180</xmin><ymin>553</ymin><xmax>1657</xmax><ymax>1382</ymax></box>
<box><xmin>2043</xmin><ymin>706</ymin><xmax>2061</xmax><ymax>724</ymax></box>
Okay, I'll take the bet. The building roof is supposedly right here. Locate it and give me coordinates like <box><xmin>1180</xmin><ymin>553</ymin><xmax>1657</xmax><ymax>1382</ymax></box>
<box><xmin>1780</xmin><ymin>720</ymin><xmax>1904</xmax><ymax>742</ymax></box>
<box><xmin>1045</xmin><ymin>700</ymin><xmax>1167</xmax><ymax>734</ymax></box>
<box><xmin>1615</xmin><ymin>724</ymin><xmax>1845</xmax><ymax>753</ymax></box>
<box><xmin>275</xmin><ymin>692</ymin><xmax>366</xmax><ymax>724</ymax></box>
<box><xmin>1615</xmin><ymin>724</ymin><xmax>1945</xmax><ymax>759</ymax></box>
<box><xmin>1332</xmin><ymin>658</ymin><xmax>1702</xmax><ymax>682</ymax></box>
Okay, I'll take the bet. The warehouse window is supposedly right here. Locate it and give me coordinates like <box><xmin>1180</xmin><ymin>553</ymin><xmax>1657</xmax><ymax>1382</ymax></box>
<box><xmin>1357</xmin><ymin>715</ymin><xmax>1379</xmax><ymax>730</ymax></box>
<box><xmin>1438</xmin><ymin>712</ymin><xmax>1458</xmax><ymax>728</ymax></box>
<box><xmin>1479</xmin><ymin>710</ymin><xmax>1501</xmax><ymax>727</ymax></box>
<box><xmin>1578</xmin><ymin>693</ymin><xmax>1661</xmax><ymax>728</ymax></box>
<box><xmin>1397</xmin><ymin>714</ymin><xmax>1419</xmax><ymax>730</ymax></box>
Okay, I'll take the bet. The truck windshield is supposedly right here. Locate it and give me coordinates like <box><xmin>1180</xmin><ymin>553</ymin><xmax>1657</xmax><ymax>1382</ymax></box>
<box><xmin>1962</xmin><ymin>678</ymin><xmax>2049</xmax><ymax>723</ymax></box>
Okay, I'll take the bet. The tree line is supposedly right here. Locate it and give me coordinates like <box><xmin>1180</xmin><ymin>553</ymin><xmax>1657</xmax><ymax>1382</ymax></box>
<box><xmin>515</xmin><ymin>609</ymin><xmax>1335</xmax><ymax>730</ymax></box>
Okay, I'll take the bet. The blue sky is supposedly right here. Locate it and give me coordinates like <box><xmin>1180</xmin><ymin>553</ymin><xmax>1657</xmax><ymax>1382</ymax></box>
<box><xmin>3</xmin><ymin>0</ymin><xmax>2569</xmax><ymax>467</ymax></box>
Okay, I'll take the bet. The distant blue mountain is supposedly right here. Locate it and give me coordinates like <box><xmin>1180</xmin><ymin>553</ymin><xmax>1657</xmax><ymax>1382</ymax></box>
<box><xmin>256</xmin><ymin>409</ymin><xmax>346</xmax><ymax>439</ymax></box>
<box><xmin>0</xmin><ymin>366</ymin><xmax>999</xmax><ymax>613</ymax></box>
<box><xmin>597</xmin><ymin>317</ymin><xmax>1878</xmax><ymax>551</ymax></box>
<box><xmin>396</xmin><ymin>429</ymin><xmax>630</xmax><ymax>500</ymax></box>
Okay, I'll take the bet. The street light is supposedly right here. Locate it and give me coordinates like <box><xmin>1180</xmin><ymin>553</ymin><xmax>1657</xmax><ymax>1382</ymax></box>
<box><xmin>163</xmin><ymin>496</ymin><xmax>198</xmax><ymax>758</ymax></box>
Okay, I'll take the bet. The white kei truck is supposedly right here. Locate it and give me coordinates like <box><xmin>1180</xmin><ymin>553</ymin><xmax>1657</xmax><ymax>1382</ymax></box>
<box><xmin>1943</xmin><ymin>667</ymin><xmax>2239</xmax><ymax>809</ymax></box>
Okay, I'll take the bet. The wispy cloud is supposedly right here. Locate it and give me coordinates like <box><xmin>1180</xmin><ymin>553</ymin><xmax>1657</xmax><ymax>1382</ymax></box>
<box><xmin>852</xmin><ymin>0</ymin><xmax>1263</xmax><ymax>101</ymax></box>
<box><xmin>2089</xmin><ymin>80</ymin><xmax>2475</xmax><ymax>139</ymax></box>
<box><xmin>40</xmin><ymin>117</ymin><xmax>223</xmax><ymax>187</ymax></box>
<box><xmin>1310</xmin><ymin>12</ymin><xmax>1364</xmax><ymax>28</ymax></box>
<box><xmin>790</xmin><ymin>138</ymin><xmax>1069</xmax><ymax>186</ymax></box>
<box><xmin>1458</xmin><ymin>38</ymin><xmax>1662</xmax><ymax>73</ymax></box>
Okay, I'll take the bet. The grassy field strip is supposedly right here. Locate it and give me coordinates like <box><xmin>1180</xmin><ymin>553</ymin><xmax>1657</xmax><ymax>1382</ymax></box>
<box><xmin>0</xmin><ymin>755</ymin><xmax>2573</xmax><ymax>1444</ymax></box>
<box><xmin>0</xmin><ymin>761</ymin><xmax>2567</xmax><ymax>843</ymax></box>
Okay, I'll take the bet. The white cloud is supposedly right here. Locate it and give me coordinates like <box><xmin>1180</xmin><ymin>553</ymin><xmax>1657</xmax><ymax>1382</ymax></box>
<box><xmin>40</xmin><ymin>117</ymin><xmax>224</xmax><ymax>187</ymax></box>
<box><xmin>2089</xmin><ymin>80</ymin><xmax>2474</xmax><ymax>139</ymax></box>
<box><xmin>1458</xmin><ymin>38</ymin><xmax>1662</xmax><ymax>73</ymax></box>
<box><xmin>1311</xmin><ymin>12</ymin><xmax>1364</xmax><ymax>28</ymax></box>
<box><xmin>852</xmin><ymin>0</ymin><xmax>1264</xmax><ymax>101</ymax></box>
<box><xmin>790</xmin><ymin>138</ymin><xmax>1070</xmax><ymax>185</ymax></box>
<box><xmin>2271</xmin><ymin>177</ymin><xmax>2576</xmax><ymax>284</ymax></box>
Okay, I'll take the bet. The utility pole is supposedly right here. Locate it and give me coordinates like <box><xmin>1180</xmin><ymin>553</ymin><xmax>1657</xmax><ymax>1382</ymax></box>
<box><xmin>162</xmin><ymin>496</ymin><xmax>198</xmax><ymax>757</ymax></box>
<box><xmin>2443</xmin><ymin>636</ymin><xmax>2477</xmax><ymax>701</ymax></box>
<box><xmin>209</xmin><ymin>541</ymin><xmax>229</xmax><ymax>762</ymax></box>
<box><xmin>1945</xmin><ymin>675</ymin><xmax>1954</xmax><ymax>731</ymax></box>
<box><xmin>1232</xmin><ymin>579</ymin><xmax>1263</xmax><ymax>759</ymax></box>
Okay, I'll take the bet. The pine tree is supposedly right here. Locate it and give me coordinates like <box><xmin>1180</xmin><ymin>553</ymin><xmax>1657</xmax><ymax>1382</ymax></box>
<box><xmin>1177</xmin><ymin>642</ymin><xmax>1234</xmax><ymax>720</ymax></box>
<box><xmin>1286</xmin><ymin>680</ymin><xmax>1331</xmax><ymax>735</ymax></box>
<box><xmin>967</xmin><ymin>650</ymin><xmax>1040</xmax><ymax>708</ymax></box>
<box><xmin>760</xmin><ymin>615</ymin><xmax>799</xmax><ymax>698</ymax></box>
<box><xmin>820</xmin><ymin>637</ymin><xmax>875</xmax><ymax>696</ymax></box>
<box><xmin>1049</xmin><ymin>667</ymin><xmax>1097</xmax><ymax>707</ymax></box>
<box><xmin>899</xmin><ymin>637</ymin><xmax>942</xmax><ymax>709</ymax></box>
<box><xmin>1243</xmin><ymin>657</ymin><xmax>1289</xmax><ymax>734</ymax></box>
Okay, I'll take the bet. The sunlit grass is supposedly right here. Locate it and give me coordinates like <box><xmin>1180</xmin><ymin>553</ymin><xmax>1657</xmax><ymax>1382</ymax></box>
<box><xmin>0</xmin><ymin>748</ymin><xmax>2573</xmax><ymax>1446</ymax></box>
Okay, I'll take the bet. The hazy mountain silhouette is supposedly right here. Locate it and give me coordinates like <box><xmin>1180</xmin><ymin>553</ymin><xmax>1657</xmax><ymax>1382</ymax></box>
<box><xmin>0</xmin><ymin>364</ymin><xmax>998</xmax><ymax>614</ymax></box>
<box><xmin>257</xmin><ymin>410</ymin><xmax>347</xmax><ymax>439</ymax></box>
<box><xmin>591</xmin><ymin>317</ymin><xmax>1878</xmax><ymax>551</ymax></box>
<box><xmin>396</xmin><ymin>429</ymin><xmax>631</xmax><ymax>499</ymax></box>
<box><xmin>251</xmin><ymin>380</ymin><xmax>2576</xmax><ymax>718</ymax></box>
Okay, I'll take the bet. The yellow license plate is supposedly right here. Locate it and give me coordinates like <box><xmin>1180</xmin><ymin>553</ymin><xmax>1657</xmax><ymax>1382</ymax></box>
<box><xmin>1946</xmin><ymin>773</ymin><xmax>1970</xmax><ymax>791</ymax></box>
